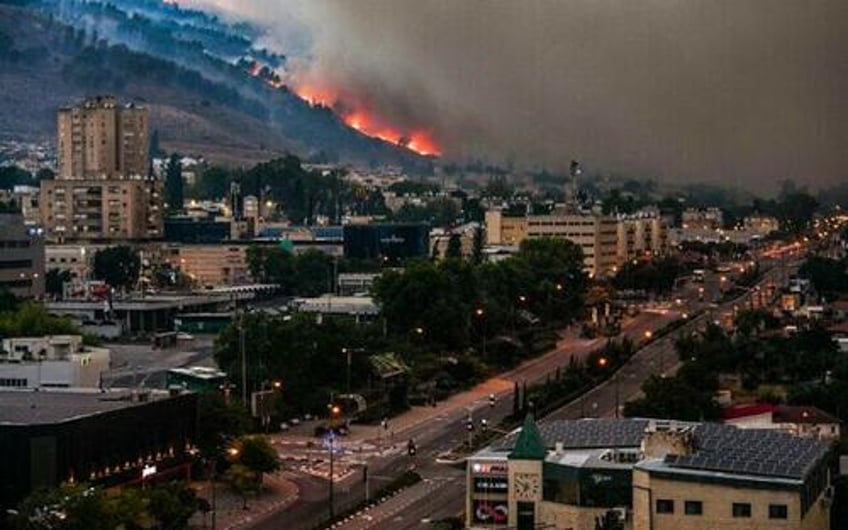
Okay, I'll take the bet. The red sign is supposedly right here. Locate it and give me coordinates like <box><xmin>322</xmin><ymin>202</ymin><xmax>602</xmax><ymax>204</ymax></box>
<box><xmin>473</xmin><ymin>500</ymin><xmax>508</xmax><ymax>524</ymax></box>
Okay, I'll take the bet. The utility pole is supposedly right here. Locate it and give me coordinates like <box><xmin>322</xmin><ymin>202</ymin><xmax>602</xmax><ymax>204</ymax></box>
<box><xmin>328</xmin><ymin>433</ymin><xmax>335</xmax><ymax>520</ymax></box>
<box><xmin>240</xmin><ymin>310</ymin><xmax>247</xmax><ymax>406</ymax></box>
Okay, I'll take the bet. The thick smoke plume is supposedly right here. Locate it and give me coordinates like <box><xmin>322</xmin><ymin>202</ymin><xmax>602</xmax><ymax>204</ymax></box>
<box><xmin>187</xmin><ymin>0</ymin><xmax>848</xmax><ymax>189</ymax></box>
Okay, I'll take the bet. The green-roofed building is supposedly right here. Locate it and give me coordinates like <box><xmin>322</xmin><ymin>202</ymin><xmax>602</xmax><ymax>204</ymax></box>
<box><xmin>508</xmin><ymin>414</ymin><xmax>547</xmax><ymax>460</ymax></box>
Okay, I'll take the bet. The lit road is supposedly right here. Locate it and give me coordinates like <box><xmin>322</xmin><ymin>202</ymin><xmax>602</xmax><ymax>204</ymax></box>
<box><xmin>311</xmin><ymin>261</ymin><xmax>799</xmax><ymax>529</ymax></box>
<box><xmin>251</xmin><ymin>304</ymin><xmax>687</xmax><ymax>529</ymax></box>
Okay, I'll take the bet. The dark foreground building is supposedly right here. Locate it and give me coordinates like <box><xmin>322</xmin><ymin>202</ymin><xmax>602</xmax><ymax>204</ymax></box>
<box><xmin>0</xmin><ymin>389</ymin><xmax>197</xmax><ymax>510</ymax></box>
<box><xmin>343</xmin><ymin>223</ymin><xmax>430</xmax><ymax>262</ymax></box>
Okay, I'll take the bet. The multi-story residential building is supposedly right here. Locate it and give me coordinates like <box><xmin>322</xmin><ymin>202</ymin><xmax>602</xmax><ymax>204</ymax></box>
<box><xmin>41</xmin><ymin>178</ymin><xmax>163</xmax><ymax>242</ymax></box>
<box><xmin>466</xmin><ymin>417</ymin><xmax>832</xmax><ymax>530</ymax></box>
<box><xmin>616</xmin><ymin>210</ymin><xmax>668</xmax><ymax>263</ymax></box>
<box><xmin>0</xmin><ymin>211</ymin><xmax>45</xmax><ymax>298</ymax></box>
<box><xmin>0</xmin><ymin>335</ymin><xmax>110</xmax><ymax>389</ymax></box>
<box><xmin>57</xmin><ymin>95</ymin><xmax>149</xmax><ymax>180</ymax></box>
<box><xmin>42</xmin><ymin>97</ymin><xmax>162</xmax><ymax>242</ymax></box>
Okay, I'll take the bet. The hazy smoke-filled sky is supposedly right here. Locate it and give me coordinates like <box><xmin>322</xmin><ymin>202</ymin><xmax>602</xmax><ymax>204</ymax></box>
<box><xmin>189</xmin><ymin>0</ymin><xmax>848</xmax><ymax>190</ymax></box>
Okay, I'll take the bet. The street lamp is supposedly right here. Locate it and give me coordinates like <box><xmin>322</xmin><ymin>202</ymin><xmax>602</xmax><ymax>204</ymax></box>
<box><xmin>326</xmin><ymin>404</ymin><xmax>343</xmax><ymax>520</ymax></box>
<box><xmin>341</xmin><ymin>347</ymin><xmax>364</xmax><ymax>393</ymax></box>
<box><xmin>597</xmin><ymin>356</ymin><xmax>621</xmax><ymax>418</ymax></box>
<box><xmin>475</xmin><ymin>308</ymin><xmax>487</xmax><ymax>357</ymax></box>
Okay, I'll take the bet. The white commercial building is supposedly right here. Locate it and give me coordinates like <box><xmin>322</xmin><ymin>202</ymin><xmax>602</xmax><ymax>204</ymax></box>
<box><xmin>0</xmin><ymin>335</ymin><xmax>110</xmax><ymax>389</ymax></box>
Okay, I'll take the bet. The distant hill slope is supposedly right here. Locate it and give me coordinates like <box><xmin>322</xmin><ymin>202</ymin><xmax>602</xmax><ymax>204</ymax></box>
<box><xmin>0</xmin><ymin>3</ymin><xmax>430</xmax><ymax>169</ymax></box>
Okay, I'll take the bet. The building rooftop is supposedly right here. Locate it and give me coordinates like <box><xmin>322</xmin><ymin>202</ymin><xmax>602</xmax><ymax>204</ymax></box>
<box><xmin>723</xmin><ymin>403</ymin><xmax>841</xmax><ymax>425</ymax></box>
<box><xmin>509</xmin><ymin>414</ymin><xmax>547</xmax><ymax>460</ymax></box>
<box><xmin>660</xmin><ymin>422</ymin><xmax>830</xmax><ymax>481</ymax></box>
<box><xmin>491</xmin><ymin>418</ymin><xmax>650</xmax><ymax>452</ymax></box>
<box><xmin>483</xmin><ymin>418</ymin><xmax>831</xmax><ymax>482</ymax></box>
<box><xmin>0</xmin><ymin>389</ymin><xmax>182</xmax><ymax>426</ymax></box>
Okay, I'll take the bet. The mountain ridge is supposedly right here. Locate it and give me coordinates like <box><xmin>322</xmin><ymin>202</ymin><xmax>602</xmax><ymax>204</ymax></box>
<box><xmin>0</xmin><ymin>1</ymin><xmax>432</xmax><ymax>169</ymax></box>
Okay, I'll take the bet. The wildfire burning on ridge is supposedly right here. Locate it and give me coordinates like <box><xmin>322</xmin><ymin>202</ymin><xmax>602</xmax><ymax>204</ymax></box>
<box><xmin>244</xmin><ymin>63</ymin><xmax>440</xmax><ymax>157</ymax></box>
<box><xmin>295</xmin><ymin>84</ymin><xmax>441</xmax><ymax>157</ymax></box>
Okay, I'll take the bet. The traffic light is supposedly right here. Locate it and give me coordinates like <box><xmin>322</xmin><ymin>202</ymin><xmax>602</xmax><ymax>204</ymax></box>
<box><xmin>407</xmin><ymin>439</ymin><xmax>417</xmax><ymax>456</ymax></box>
<box><xmin>466</xmin><ymin>417</ymin><xmax>474</xmax><ymax>431</ymax></box>
<box><xmin>362</xmin><ymin>465</ymin><xmax>368</xmax><ymax>483</ymax></box>
<box><xmin>481</xmin><ymin>418</ymin><xmax>489</xmax><ymax>432</ymax></box>
<box><xmin>488</xmin><ymin>393</ymin><xmax>496</xmax><ymax>408</ymax></box>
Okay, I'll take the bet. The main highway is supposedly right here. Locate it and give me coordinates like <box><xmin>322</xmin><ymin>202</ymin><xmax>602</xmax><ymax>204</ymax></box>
<box><xmin>253</xmin><ymin>250</ymin><xmax>802</xmax><ymax>530</ymax></box>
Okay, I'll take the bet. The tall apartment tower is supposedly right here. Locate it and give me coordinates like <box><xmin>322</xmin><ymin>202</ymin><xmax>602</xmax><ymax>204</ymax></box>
<box><xmin>57</xmin><ymin>95</ymin><xmax>150</xmax><ymax>179</ymax></box>
<box><xmin>42</xmin><ymin>96</ymin><xmax>162</xmax><ymax>242</ymax></box>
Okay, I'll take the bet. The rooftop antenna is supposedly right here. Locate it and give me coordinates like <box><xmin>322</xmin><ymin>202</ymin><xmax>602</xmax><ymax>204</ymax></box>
<box><xmin>565</xmin><ymin>159</ymin><xmax>582</xmax><ymax>213</ymax></box>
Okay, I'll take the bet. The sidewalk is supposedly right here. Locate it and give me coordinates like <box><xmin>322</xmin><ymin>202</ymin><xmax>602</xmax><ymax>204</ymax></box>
<box><xmin>189</xmin><ymin>472</ymin><xmax>299</xmax><ymax>529</ymax></box>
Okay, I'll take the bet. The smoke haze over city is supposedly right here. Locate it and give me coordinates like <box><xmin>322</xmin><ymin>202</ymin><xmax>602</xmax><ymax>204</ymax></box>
<box><xmin>190</xmin><ymin>0</ymin><xmax>848</xmax><ymax>189</ymax></box>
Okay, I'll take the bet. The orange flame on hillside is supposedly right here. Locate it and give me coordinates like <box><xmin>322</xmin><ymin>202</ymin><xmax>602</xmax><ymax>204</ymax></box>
<box><xmin>244</xmin><ymin>65</ymin><xmax>441</xmax><ymax>157</ymax></box>
<box><xmin>288</xmin><ymin>82</ymin><xmax>441</xmax><ymax>157</ymax></box>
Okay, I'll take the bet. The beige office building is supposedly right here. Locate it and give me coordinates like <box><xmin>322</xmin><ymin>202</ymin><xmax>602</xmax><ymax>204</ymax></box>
<box><xmin>57</xmin><ymin>95</ymin><xmax>149</xmax><ymax>180</ymax></box>
<box><xmin>485</xmin><ymin>209</ymin><xmax>619</xmax><ymax>277</ymax></box>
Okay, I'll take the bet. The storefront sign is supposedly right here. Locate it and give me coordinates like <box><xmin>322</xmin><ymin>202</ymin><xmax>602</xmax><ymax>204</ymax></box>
<box><xmin>473</xmin><ymin>500</ymin><xmax>508</xmax><ymax>524</ymax></box>
<box><xmin>473</xmin><ymin>476</ymin><xmax>509</xmax><ymax>493</ymax></box>
<box><xmin>471</xmin><ymin>461</ymin><xmax>509</xmax><ymax>474</ymax></box>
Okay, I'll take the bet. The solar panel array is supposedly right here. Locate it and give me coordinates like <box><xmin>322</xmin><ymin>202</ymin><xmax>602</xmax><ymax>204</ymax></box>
<box><xmin>666</xmin><ymin>423</ymin><xmax>830</xmax><ymax>480</ymax></box>
<box><xmin>491</xmin><ymin>418</ymin><xmax>650</xmax><ymax>451</ymax></box>
<box><xmin>490</xmin><ymin>418</ymin><xmax>830</xmax><ymax>481</ymax></box>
